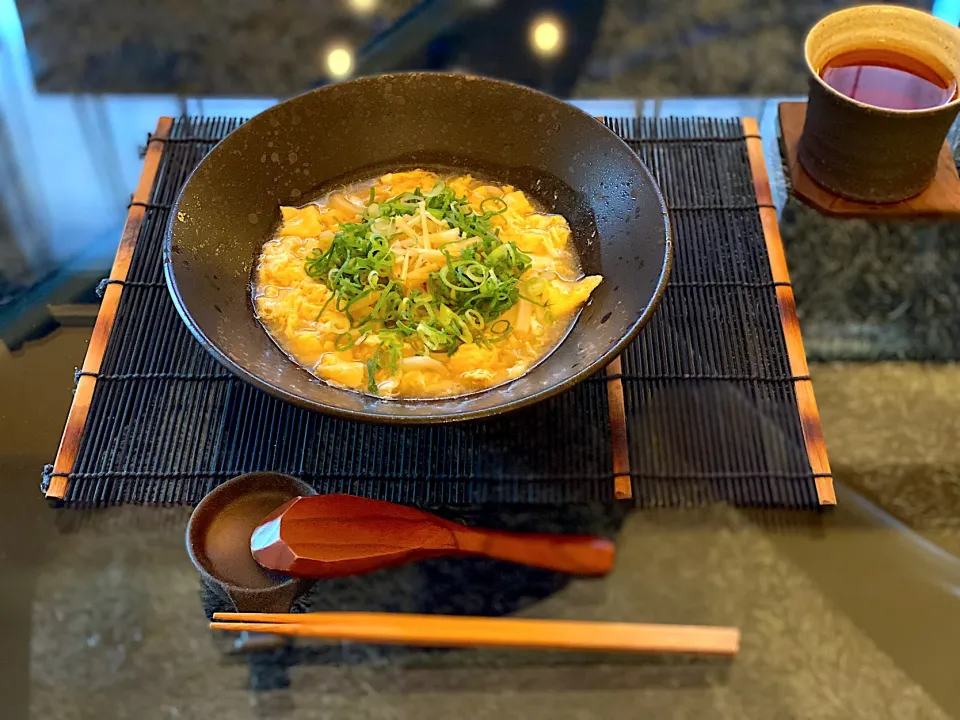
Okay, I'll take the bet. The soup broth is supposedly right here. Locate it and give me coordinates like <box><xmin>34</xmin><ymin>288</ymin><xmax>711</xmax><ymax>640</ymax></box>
<box><xmin>202</xmin><ymin>491</ymin><xmax>293</xmax><ymax>590</ymax></box>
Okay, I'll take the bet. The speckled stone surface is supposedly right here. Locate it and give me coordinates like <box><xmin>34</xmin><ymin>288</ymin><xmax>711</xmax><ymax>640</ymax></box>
<box><xmin>779</xmin><ymin>192</ymin><xmax>960</xmax><ymax>363</ymax></box>
<box><xmin>25</xmin><ymin>505</ymin><xmax>956</xmax><ymax>719</ymax></box>
<box><xmin>3</xmin><ymin>1</ymin><xmax>960</xmax><ymax>715</ymax></box>
<box><xmin>2</xmin><ymin>235</ymin><xmax>960</xmax><ymax>717</ymax></box>
<box><xmin>2</xmin><ymin>330</ymin><xmax>958</xmax><ymax>719</ymax></box>
<box><xmin>812</xmin><ymin>363</ymin><xmax>960</xmax><ymax>554</ymax></box>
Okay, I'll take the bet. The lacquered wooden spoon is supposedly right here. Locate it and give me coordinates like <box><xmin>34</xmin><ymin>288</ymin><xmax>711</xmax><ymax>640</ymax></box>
<box><xmin>250</xmin><ymin>494</ymin><xmax>615</xmax><ymax>579</ymax></box>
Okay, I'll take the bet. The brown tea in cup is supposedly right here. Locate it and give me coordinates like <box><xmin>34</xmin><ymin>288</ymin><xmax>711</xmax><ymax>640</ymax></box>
<box><xmin>798</xmin><ymin>5</ymin><xmax>960</xmax><ymax>203</ymax></box>
<box><xmin>819</xmin><ymin>47</ymin><xmax>957</xmax><ymax>111</ymax></box>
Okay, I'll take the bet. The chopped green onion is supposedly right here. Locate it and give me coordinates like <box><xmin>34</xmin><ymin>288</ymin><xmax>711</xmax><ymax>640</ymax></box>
<box><xmin>416</xmin><ymin>323</ymin><xmax>448</xmax><ymax>352</ymax></box>
<box><xmin>365</xmin><ymin>358</ymin><xmax>378</xmax><ymax>393</ymax></box>
<box><xmin>525</xmin><ymin>276</ymin><xmax>547</xmax><ymax>296</ymax></box>
<box><xmin>334</xmin><ymin>332</ymin><xmax>355</xmax><ymax>351</ymax></box>
<box><xmin>518</xmin><ymin>293</ymin><xmax>547</xmax><ymax>307</ymax></box>
<box><xmin>424</xmin><ymin>181</ymin><xmax>446</xmax><ymax>198</ymax></box>
<box><xmin>463</xmin><ymin>309</ymin><xmax>484</xmax><ymax>331</ymax></box>
<box><xmin>304</xmin><ymin>178</ymin><xmax>540</xmax><ymax>378</ymax></box>
<box><xmin>480</xmin><ymin>196</ymin><xmax>508</xmax><ymax>215</ymax></box>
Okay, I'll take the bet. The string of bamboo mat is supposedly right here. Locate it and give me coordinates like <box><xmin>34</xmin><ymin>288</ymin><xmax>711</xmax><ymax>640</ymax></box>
<box><xmin>211</xmin><ymin>612</ymin><xmax>741</xmax><ymax>656</ymax></box>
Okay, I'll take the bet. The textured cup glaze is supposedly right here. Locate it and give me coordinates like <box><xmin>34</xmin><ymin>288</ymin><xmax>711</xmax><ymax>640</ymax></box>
<box><xmin>799</xmin><ymin>5</ymin><xmax>960</xmax><ymax>203</ymax></box>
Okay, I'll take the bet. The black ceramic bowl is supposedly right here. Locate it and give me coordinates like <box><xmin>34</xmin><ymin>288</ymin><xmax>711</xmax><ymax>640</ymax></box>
<box><xmin>164</xmin><ymin>73</ymin><xmax>671</xmax><ymax>423</ymax></box>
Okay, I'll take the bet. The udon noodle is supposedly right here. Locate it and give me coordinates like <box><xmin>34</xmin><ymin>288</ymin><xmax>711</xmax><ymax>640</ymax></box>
<box><xmin>254</xmin><ymin>169</ymin><xmax>602</xmax><ymax>398</ymax></box>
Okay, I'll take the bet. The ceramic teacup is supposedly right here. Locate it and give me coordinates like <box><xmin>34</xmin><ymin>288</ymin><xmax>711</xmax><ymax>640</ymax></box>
<box><xmin>799</xmin><ymin>5</ymin><xmax>960</xmax><ymax>202</ymax></box>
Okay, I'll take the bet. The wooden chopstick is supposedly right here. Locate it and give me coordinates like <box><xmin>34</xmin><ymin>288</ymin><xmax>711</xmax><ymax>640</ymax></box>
<box><xmin>210</xmin><ymin>612</ymin><xmax>740</xmax><ymax>656</ymax></box>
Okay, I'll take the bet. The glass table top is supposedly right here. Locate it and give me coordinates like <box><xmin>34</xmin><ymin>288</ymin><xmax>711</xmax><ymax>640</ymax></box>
<box><xmin>2</xmin><ymin>0</ymin><xmax>960</xmax><ymax>717</ymax></box>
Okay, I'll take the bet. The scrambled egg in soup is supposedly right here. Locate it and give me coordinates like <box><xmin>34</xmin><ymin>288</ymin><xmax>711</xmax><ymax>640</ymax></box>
<box><xmin>254</xmin><ymin>170</ymin><xmax>602</xmax><ymax>398</ymax></box>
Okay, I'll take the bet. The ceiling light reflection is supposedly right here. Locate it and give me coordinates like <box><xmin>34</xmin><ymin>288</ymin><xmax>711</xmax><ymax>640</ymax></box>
<box><xmin>530</xmin><ymin>15</ymin><xmax>565</xmax><ymax>58</ymax></box>
<box><xmin>326</xmin><ymin>46</ymin><xmax>354</xmax><ymax>80</ymax></box>
<box><xmin>346</xmin><ymin>0</ymin><xmax>378</xmax><ymax>15</ymax></box>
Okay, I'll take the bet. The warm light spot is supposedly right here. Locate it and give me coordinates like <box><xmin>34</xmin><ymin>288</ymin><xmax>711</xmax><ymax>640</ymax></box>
<box><xmin>346</xmin><ymin>0</ymin><xmax>377</xmax><ymax>14</ymax></box>
<box><xmin>326</xmin><ymin>46</ymin><xmax>354</xmax><ymax>79</ymax></box>
<box><xmin>530</xmin><ymin>15</ymin><xmax>564</xmax><ymax>58</ymax></box>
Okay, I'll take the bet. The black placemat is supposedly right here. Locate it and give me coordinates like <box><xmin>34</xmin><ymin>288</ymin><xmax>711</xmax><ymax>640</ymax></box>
<box><xmin>44</xmin><ymin>115</ymin><xmax>821</xmax><ymax>509</ymax></box>
<box><xmin>614</xmin><ymin>117</ymin><xmax>817</xmax><ymax>507</ymax></box>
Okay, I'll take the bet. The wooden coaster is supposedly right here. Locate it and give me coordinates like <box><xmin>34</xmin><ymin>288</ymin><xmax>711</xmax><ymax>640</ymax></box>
<box><xmin>779</xmin><ymin>101</ymin><xmax>960</xmax><ymax>219</ymax></box>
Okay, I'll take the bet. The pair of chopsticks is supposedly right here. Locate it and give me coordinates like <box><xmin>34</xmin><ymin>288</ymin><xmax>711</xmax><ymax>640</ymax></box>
<box><xmin>212</xmin><ymin>612</ymin><xmax>740</xmax><ymax>656</ymax></box>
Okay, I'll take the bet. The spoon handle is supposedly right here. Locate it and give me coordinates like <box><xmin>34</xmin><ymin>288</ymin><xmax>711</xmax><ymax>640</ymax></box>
<box><xmin>451</xmin><ymin>526</ymin><xmax>615</xmax><ymax>576</ymax></box>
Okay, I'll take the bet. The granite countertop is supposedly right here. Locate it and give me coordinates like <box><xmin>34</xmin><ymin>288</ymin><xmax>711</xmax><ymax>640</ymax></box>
<box><xmin>22</xmin><ymin>500</ymin><xmax>957</xmax><ymax>720</ymax></box>
<box><xmin>4</xmin><ymin>330</ymin><xmax>960</xmax><ymax>718</ymax></box>
<box><xmin>2</xmin><ymin>106</ymin><xmax>959</xmax><ymax>719</ymax></box>
<box><xmin>2</xmin><ymin>1</ymin><xmax>960</xmax><ymax>716</ymax></box>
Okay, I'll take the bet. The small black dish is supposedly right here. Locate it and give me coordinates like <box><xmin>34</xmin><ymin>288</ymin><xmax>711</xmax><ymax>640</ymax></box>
<box><xmin>186</xmin><ymin>472</ymin><xmax>316</xmax><ymax>613</ymax></box>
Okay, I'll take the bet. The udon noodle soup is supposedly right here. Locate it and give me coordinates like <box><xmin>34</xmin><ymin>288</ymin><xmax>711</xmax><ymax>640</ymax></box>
<box><xmin>254</xmin><ymin>169</ymin><xmax>602</xmax><ymax>399</ymax></box>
